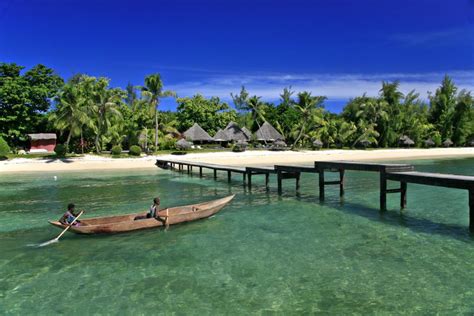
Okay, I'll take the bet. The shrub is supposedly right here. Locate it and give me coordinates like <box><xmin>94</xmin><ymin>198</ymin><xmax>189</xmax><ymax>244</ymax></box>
<box><xmin>54</xmin><ymin>144</ymin><xmax>67</xmax><ymax>157</ymax></box>
<box><xmin>0</xmin><ymin>137</ymin><xmax>10</xmax><ymax>158</ymax></box>
<box><xmin>232</xmin><ymin>142</ymin><xmax>247</xmax><ymax>152</ymax></box>
<box><xmin>129</xmin><ymin>145</ymin><xmax>141</xmax><ymax>156</ymax></box>
<box><xmin>159</xmin><ymin>136</ymin><xmax>177</xmax><ymax>150</ymax></box>
<box><xmin>111</xmin><ymin>145</ymin><xmax>122</xmax><ymax>156</ymax></box>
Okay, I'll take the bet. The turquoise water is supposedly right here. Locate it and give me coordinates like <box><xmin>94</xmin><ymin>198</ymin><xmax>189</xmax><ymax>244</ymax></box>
<box><xmin>0</xmin><ymin>158</ymin><xmax>473</xmax><ymax>314</ymax></box>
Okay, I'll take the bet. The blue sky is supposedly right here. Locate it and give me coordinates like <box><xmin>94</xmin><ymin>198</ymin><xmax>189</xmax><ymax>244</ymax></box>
<box><xmin>1</xmin><ymin>0</ymin><xmax>473</xmax><ymax>112</ymax></box>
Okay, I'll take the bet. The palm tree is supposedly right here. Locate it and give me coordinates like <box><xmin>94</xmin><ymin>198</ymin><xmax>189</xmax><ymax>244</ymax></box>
<box><xmin>141</xmin><ymin>74</ymin><xmax>176</xmax><ymax>151</ymax></box>
<box><xmin>50</xmin><ymin>83</ymin><xmax>88</xmax><ymax>153</ymax></box>
<box><xmin>292</xmin><ymin>91</ymin><xmax>326</xmax><ymax>148</ymax></box>
<box><xmin>88</xmin><ymin>78</ymin><xmax>124</xmax><ymax>153</ymax></box>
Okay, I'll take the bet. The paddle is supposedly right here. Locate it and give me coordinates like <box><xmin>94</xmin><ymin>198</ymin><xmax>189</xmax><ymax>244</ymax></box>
<box><xmin>38</xmin><ymin>210</ymin><xmax>84</xmax><ymax>247</ymax></box>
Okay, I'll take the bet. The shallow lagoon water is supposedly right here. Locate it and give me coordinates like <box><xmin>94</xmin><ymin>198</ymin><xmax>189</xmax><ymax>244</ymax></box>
<box><xmin>0</xmin><ymin>158</ymin><xmax>473</xmax><ymax>314</ymax></box>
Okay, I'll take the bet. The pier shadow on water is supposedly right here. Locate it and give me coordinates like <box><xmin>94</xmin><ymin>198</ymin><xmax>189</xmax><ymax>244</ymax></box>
<box><xmin>293</xmin><ymin>193</ymin><xmax>474</xmax><ymax>242</ymax></box>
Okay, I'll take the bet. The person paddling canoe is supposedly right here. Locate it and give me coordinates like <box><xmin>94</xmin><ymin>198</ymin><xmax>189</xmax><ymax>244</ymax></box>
<box><xmin>59</xmin><ymin>203</ymin><xmax>83</xmax><ymax>226</ymax></box>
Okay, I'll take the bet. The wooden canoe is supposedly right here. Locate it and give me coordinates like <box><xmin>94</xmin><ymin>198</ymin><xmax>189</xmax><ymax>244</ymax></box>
<box><xmin>48</xmin><ymin>195</ymin><xmax>235</xmax><ymax>235</ymax></box>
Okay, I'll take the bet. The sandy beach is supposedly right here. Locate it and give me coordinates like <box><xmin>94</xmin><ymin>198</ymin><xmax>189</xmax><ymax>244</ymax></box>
<box><xmin>1</xmin><ymin>148</ymin><xmax>473</xmax><ymax>173</ymax></box>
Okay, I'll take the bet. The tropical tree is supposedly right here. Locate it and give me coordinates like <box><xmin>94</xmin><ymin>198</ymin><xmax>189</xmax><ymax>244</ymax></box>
<box><xmin>49</xmin><ymin>83</ymin><xmax>89</xmax><ymax>153</ymax></box>
<box><xmin>83</xmin><ymin>77</ymin><xmax>124</xmax><ymax>153</ymax></box>
<box><xmin>177</xmin><ymin>94</ymin><xmax>237</xmax><ymax>135</ymax></box>
<box><xmin>291</xmin><ymin>91</ymin><xmax>326</xmax><ymax>148</ymax></box>
<box><xmin>141</xmin><ymin>74</ymin><xmax>176</xmax><ymax>150</ymax></box>
<box><xmin>0</xmin><ymin>63</ymin><xmax>63</xmax><ymax>145</ymax></box>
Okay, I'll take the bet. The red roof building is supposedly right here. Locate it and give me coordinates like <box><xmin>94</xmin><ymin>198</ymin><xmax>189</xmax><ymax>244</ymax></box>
<box><xmin>28</xmin><ymin>133</ymin><xmax>57</xmax><ymax>153</ymax></box>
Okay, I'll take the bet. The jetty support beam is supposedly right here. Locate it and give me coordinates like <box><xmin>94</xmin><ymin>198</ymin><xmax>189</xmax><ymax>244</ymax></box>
<box><xmin>380</xmin><ymin>171</ymin><xmax>387</xmax><ymax>211</ymax></box>
<box><xmin>470</xmin><ymin>188</ymin><xmax>474</xmax><ymax>233</ymax></box>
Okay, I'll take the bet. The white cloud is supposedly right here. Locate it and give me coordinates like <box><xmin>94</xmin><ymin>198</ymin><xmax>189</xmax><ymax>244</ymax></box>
<box><xmin>168</xmin><ymin>70</ymin><xmax>474</xmax><ymax>102</ymax></box>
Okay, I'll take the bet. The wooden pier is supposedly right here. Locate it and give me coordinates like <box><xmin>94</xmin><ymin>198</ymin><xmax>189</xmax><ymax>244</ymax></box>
<box><xmin>314</xmin><ymin>161</ymin><xmax>415</xmax><ymax>210</ymax></box>
<box><xmin>156</xmin><ymin>158</ymin><xmax>474</xmax><ymax>232</ymax></box>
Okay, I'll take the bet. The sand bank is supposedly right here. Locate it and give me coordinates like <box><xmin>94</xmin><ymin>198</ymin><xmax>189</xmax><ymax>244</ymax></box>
<box><xmin>1</xmin><ymin>148</ymin><xmax>473</xmax><ymax>173</ymax></box>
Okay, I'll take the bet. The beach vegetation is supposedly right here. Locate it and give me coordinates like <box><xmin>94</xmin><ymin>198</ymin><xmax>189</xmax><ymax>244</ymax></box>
<box><xmin>1</xmin><ymin>62</ymin><xmax>472</xmax><ymax>153</ymax></box>
<box><xmin>111</xmin><ymin>145</ymin><xmax>122</xmax><ymax>156</ymax></box>
<box><xmin>54</xmin><ymin>144</ymin><xmax>67</xmax><ymax>157</ymax></box>
<box><xmin>129</xmin><ymin>145</ymin><xmax>141</xmax><ymax>156</ymax></box>
<box><xmin>0</xmin><ymin>136</ymin><xmax>10</xmax><ymax>158</ymax></box>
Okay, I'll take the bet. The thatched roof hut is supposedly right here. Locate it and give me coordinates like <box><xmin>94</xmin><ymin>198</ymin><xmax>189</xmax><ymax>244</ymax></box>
<box><xmin>255</xmin><ymin>122</ymin><xmax>285</xmax><ymax>142</ymax></box>
<box><xmin>359</xmin><ymin>139</ymin><xmax>371</xmax><ymax>147</ymax></box>
<box><xmin>213</xmin><ymin>129</ymin><xmax>228</xmax><ymax>142</ymax></box>
<box><xmin>241</xmin><ymin>127</ymin><xmax>252</xmax><ymax>139</ymax></box>
<box><xmin>176</xmin><ymin>139</ymin><xmax>192</xmax><ymax>150</ymax></box>
<box><xmin>313</xmin><ymin>139</ymin><xmax>323</xmax><ymax>148</ymax></box>
<box><xmin>399</xmin><ymin>135</ymin><xmax>414</xmax><ymax>146</ymax></box>
<box><xmin>271</xmin><ymin>139</ymin><xmax>287</xmax><ymax>151</ymax></box>
<box><xmin>443</xmin><ymin>138</ymin><xmax>453</xmax><ymax>147</ymax></box>
<box><xmin>224</xmin><ymin>122</ymin><xmax>249</xmax><ymax>142</ymax></box>
<box><xmin>183</xmin><ymin>123</ymin><xmax>213</xmax><ymax>142</ymax></box>
<box><xmin>424</xmin><ymin>138</ymin><xmax>435</xmax><ymax>147</ymax></box>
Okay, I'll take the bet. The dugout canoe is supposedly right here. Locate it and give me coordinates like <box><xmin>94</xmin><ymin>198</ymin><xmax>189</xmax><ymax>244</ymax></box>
<box><xmin>48</xmin><ymin>195</ymin><xmax>235</xmax><ymax>235</ymax></box>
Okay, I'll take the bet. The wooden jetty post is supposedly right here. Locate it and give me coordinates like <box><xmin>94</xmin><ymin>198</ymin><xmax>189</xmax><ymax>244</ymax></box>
<box><xmin>470</xmin><ymin>188</ymin><xmax>474</xmax><ymax>232</ymax></box>
<box><xmin>275</xmin><ymin>165</ymin><xmax>317</xmax><ymax>195</ymax></box>
<box><xmin>246</xmin><ymin>167</ymin><xmax>277</xmax><ymax>190</ymax></box>
<box><xmin>386</xmin><ymin>171</ymin><xmax>474</xmax><ymax>232</ymax></box>
<box><xmin>315</xmin><ymin>161</ymin><xmax>414</xmax><ymax>210</ymax></box>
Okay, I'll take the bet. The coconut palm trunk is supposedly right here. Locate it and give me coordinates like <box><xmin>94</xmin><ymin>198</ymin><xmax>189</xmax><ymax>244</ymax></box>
<box><xmin>154</xmin><ymin>103</ymin><xmax>159</xmax><ymax>150</ymax></box>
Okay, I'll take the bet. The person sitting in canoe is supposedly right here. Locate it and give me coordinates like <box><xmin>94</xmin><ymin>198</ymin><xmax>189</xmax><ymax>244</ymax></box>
<box><xmin>148</xmin><ymin>197</ymin><xmax>160</xmax><ymax>218</ymax></box>
<box><xmin>134</xmin><ymin>197</ymin><xmax>164</xmax><ymax>221</ymax></box>
<box><xmin>59</xmin><ymin>203</ymin><xmax>82</xmax><ymax>226</ymax></box>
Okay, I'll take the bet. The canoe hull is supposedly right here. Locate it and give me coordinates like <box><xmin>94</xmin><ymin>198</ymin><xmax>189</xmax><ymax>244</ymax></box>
<box><xmin>48</xmin><ymin>195</ymin><xmax>234</xmax><ymax>235</ymax></box>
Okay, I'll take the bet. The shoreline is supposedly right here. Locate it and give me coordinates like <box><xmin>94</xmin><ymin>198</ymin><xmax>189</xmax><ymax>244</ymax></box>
<box><xmin>1</xmin><ymin>148</ymin><xmax>473</xmax><ymax>173</ymax></box>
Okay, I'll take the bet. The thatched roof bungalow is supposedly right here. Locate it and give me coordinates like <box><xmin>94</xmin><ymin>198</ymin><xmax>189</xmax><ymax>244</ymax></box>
<box><xmin>255</xmin><ymin>122</ymin><xmax>285</xmax><ymax>142</ymax></box>
<box><xmin>224</xmin><ymin>122</ymin><xmax>249</xmax><ymax>142</ymax></box>
<box><xmin>241</xmin><ymin>127</ymin><xmax>252</xmax><ymax>139</ymax></box>
<box><xmin>443</xmin><ymin>138</ymin><xmax>453</xmax><ymax>147</ymax></box>
<box><xmin>399</xmin><ymin>135</ymin><xmax>414</xmax><ymax>147</ymax></box>
<box><xmin>176</xmin><ymin>139</ymin><xmax>192</xmax><ymax>150</ymax></box>
<box><xmin>213</xmin><ymin>129</ymin><xmax>228</xmax><ymax>142</ymax></box>
<box><xmin>424</xmin><ymin>138</ymin><xmax>435</xmax><ymax>147</ymax></box>
<box><xmin>313</xmin><ymin>139</ymin><xmax>323</xmax><ymax>148</ymax></box>
<box><xmin>183</xmin><ymin>123</ymin><xmax>213</xmax><ymax>142</ymax></box>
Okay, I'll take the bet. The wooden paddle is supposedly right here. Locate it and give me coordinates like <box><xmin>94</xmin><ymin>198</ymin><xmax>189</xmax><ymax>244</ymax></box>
<box><xmin>38</xmin><ymin>210</ymin><xmax>84</xmax><ymax>247</ymax></box>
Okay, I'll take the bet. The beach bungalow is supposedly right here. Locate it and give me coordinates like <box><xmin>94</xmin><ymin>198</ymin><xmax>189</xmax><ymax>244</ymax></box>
<box><xmin>223</xmin><ymin>122</ymin><xmax>249</xmax><ymax>142</ymax></box>
<box><xmin>183</xmin><ymin>123</ymin><xmax>213</xmax><ymax>143</ymax></box>
<box><xmin>241</xmin><ymin>127</ymin><xmax>252</xmax><ymax>140</ymax></box>
<box><xmin>399</xmin><ymin>135</ymin><xmax>414</xmax><ymax>147</ymax></box>
<box><xmin>27</xmin><ymin>133</ymin><xmax>57</xmax><ymax>153</ymax></box>
<box><xmin>255</xmin><ymin>122</ymin><xmax>285</xmax><ymax>142</ymax></box>
<box><xmin>443</xmin><ymin>138</ymin><xmax>453</xmax><ymax>147</ymax></box>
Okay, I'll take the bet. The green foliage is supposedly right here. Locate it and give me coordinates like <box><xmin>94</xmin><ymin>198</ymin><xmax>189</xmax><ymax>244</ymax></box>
<box><xmin>54</xmin><ymin>144</ymin><xmax>67</xmax><ymax>157</ymax></box>
<box><xmin>159</xmin><ymin>135</ymin><xmax>177</xmax><ymax>150</ymax></box>
<box><xmin>142</xmin><ymin>74</ymin><xmax>176</xmax><ymax>149</ymax></box>
<box><xmin>0</xmin><ymin>63</ymin><xmax>63</xmax><ymax>146</ymax></box>
<box><xmin>111</xmin><ymin>145</ymin><xmax>122</xmax><ymax>156</ymax></box>
<box><xmin>176</xmin><ymin>94</ymin><xmax>237</xmax><ymax>134</ymax></box>
<box><xmin>0</xmin><ymin>136</ymin><xmax>10</xmax><ymax>158</ymax></box>
<box><xmin>129</xmin><ymin>145</ymin><xmax>141</xmax><ymax>156</ymax></box>
<box><xmin>232</xmin><ymin>143</ymin><xmax>246</xmax><ymax>152</ymax></box>
<box><xmin>2</xmin><ymin>62</ymin><xmax>473</xmax><ymax>153</ymax></box>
